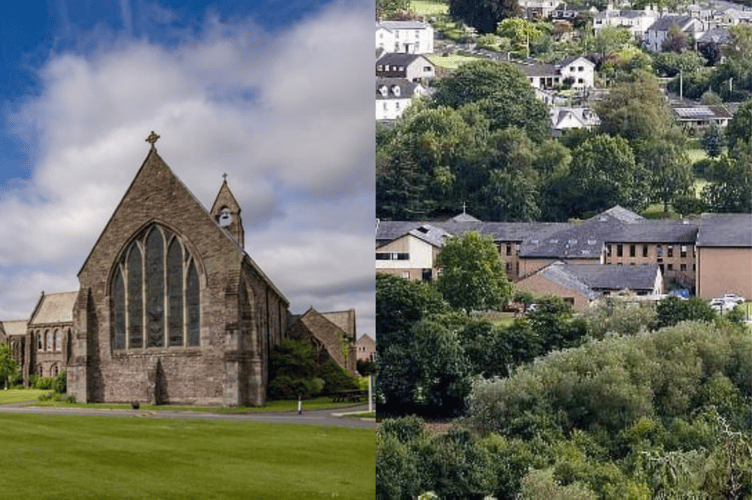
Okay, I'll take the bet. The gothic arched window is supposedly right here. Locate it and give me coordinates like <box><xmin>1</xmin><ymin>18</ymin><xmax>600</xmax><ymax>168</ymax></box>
<box><xmin>45</xmin><ymin>330</ymin><xmax>52</xmax><ymax>351</ymax></box>
<box><xmin>54</xmin><ymin>330</ymin><xmax>61</xmax><ymax>352</ymax></box>
<box><xmin>111</xmin><ymin>225</ymin><xmax>201</xmax><ymax>350</ymax></box>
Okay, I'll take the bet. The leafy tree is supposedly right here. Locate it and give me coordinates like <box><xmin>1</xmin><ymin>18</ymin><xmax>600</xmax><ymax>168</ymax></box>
<box><xmin>701</xmin><ymin>151</ymin><xmax>752</xmax><ymax>213</ymax></box>
<box><xmin>652</xmin><ymin>51</ymin><xmax>705</xmax><ymax>77</ymax></box>
<box><xmin>596</xmin><ymin>71</ymin><xmax>681</xmax><ymax>143</ymax></box>
<box><xmin>701</xmin><ymin>123</ymin><xmax>725</xmax><ymax>158</ymax></box>
<box><xmin>672</xmin><ymin>195</ymin><xmax>707</xmax><ymax>217</ymax></box>
<box><xmin>725</xmin><ymin>97</ymin><xmax>752</xmax><ymax>150</ymax></box>
<box><xmin>0</xmin><ymin>341</ymin><xmax>18</xmax><ymax>389</ymax></box>
<box><xmin>431</xmin><ymin>60</ymin><xmax>551</xmax><ymax>142</ymax></box>
<box><xmin>547</xmin><ymin>134</ymin><xmax>649</xmax><ymax>218</ymax></box>
<box><xmin>449</xmin><ymin>0</ymin><xmax>522</xmax><ymax>34</ymax></box>
<box><xmin>633</xmin><ymin>138</ymin><xmax>694</xmax><ymax>214</ymax></box>
<box><xmin>411</xmin><ymin>319</ymin><xmax>471</xmax><ymax>415</ymax></box>
<box><xmin>723</xmin><ymin>24</ymin><xmax>752</xmax><ymax>64</ymax></box>
<box><xmin>481</xmin><ymin>169</ymin><xmax>541</xmax><ymax>221</ymax></box>
<box><xmin>592</xmin><ymin>25</ymin><xmax>632</xmax><ymax>60</ymax></box>
<box><xmin>655</xmin><ymin>296</ymin><xmax>716</xmax><ymax>329</ymax></box>
<box><xmin>435</xmin><ymin>231</ymin><xmax>513</xmax><ymax>312</ymax></box>
<box><xmin>661</xmin><ymin>23</ymin><xmax>692</xmax><ymax>53</ymax></box>
<box><xmin>375</xmin><ymin>273</ymin><xmax>449</xmax><ymax>352</ymax></box>
<box><xmin>496</xmin><ymin>18</ymin><xmax>546</xmax><ymax>56</ymax></box>
<box><xmin>375</xmin><ymin>0</ymin><xmax>411</xmax><ymax>20</ymax></box>
<box><xmin>356</xmin><ymin>359</ymin><xmax>376</xmax><ymax>376</ymax></box>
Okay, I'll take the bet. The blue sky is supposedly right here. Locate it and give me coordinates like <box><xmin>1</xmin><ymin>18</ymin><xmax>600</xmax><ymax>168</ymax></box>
<box><xmin>0</xmin><ymin>0</ymin><xmax>375</xmax><ymax>334</ymax></box>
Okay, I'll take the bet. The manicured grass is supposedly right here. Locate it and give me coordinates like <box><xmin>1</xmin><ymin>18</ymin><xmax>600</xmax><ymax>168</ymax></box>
<box><xmin>411</xmin><ymin>0</ymin><xmax>448</xmax><ymax>16</ymax></box>
<box><xmin>32</xmin><ymin>395</ymin><xmax>362</xmax><ymax>413</ymax></box>
<box><xmin>686</xmin><ymin>148</ymin><xmax>708</xmax><ymax>163</ymax></box>
<box><xmin>0</xmin><ymin>413</ymin><xmax>375</xmax><ymax>499</ymax></box>
<box><xmin>428</xmin><ymin>53</ymin><xmax>482</xmax><ymax>69</ymax></box>
<box><xmin>0</xmin><ymin>389</ymin><xmax>49</xmax><ymax>404</ymax></box>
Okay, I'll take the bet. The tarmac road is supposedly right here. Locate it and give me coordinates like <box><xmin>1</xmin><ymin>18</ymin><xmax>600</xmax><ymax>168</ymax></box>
<box><xmin>0</xmin><ymin>401</ymin><xmax>376</xmax><ymax>429</ymax></box>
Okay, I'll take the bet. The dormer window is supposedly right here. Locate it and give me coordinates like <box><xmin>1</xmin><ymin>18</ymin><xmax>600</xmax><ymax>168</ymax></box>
<box><xmin>391</xmin><ymin>85</ymin><xmax>401</xmax><ymax>96</ymax></box>
<box><xmin>379</xmin><ymin>85</ymin><xmax>388</xmax><ymax>97</ymax></box>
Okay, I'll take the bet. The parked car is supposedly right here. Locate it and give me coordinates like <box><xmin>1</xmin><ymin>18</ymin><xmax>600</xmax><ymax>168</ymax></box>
<box><xmin>722</xmin><ymin>293</ymin><xmax>746</xmax><ymax>304</ymax></box>
<box><xmin>710</xmin><ymin>297</ymin><xmax>741</xmax><ymax>312</ymax></box>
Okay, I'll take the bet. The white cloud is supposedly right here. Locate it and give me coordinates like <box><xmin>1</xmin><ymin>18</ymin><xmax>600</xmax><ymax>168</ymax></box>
<box><xmin>0</xmin><ymin>1</ymin><xmax>375</xmax><ymax>334</ymax></box>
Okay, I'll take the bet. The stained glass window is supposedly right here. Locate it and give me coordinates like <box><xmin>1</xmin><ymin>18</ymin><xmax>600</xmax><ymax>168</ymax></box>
<box><xmin>113</xmin><ymin>224</ymin><xmax>200</xmax><ymax>350</ymax></box>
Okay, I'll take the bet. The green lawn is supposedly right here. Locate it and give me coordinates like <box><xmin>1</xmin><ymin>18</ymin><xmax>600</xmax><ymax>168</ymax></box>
<box><xmin>0</xmin><ymin>388</ymin><xmax>49</xmax><ymax>404</ymax></box>
<box><xmin>0</xmin><ymin>413</ymin><xmax>375</xmax><ymax>499</ymax></box>
<box><xmin>428</xmin><ymin>52</ymin><xmax>482</xmax><ymax>69</ymax></box>
<box><xmin>411</xmin><ymin>0</ymin><xmax>448</xmax><ymax>16</ymax></box>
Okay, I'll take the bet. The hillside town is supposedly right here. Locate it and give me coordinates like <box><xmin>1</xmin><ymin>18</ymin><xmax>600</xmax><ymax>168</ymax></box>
<box><xmin>376</xmin><ymin>1</ymin><xmax>752</xmax><ymax>498</ymax></box>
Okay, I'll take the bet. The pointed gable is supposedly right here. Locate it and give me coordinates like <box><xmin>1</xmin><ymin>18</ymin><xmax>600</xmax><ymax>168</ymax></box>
<box><xmin>210</xmin><ymin>178</ymin><xmax>245</xmax><ymax>248</ymax></box>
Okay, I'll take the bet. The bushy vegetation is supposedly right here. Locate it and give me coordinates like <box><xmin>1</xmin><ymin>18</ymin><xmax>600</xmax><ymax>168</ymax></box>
<box><xmin>267</xmin><ymin>339</ymin><xmax>358</xmax><ymax>399</ymax></box>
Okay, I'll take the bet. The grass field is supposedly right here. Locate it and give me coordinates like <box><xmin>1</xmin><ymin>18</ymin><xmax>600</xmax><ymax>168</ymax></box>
<box><xmin>411</xmin><ymin>0</ymin><xmax>448</xmax><ymax>16</ymax></box>
<box><xmin>0</xmin><ymin>413</ymin><xmax>375</xmax><ymax>499</ymax></box>
<box><xmin>428</xmin><ymin>53</ymin><xmax>482</xmax><ymax>69</ymax></box>
<box><xmin>0</xmin><ymin>388</ymin><xmax>49</xmax><ymax>404</ymax></box>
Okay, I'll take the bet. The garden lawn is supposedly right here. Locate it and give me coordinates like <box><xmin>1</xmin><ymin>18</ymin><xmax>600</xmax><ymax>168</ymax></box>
<box><xmin>0</xmin><ymin>389</ymin><xmax>48</xmax><ymax>404</ymax></box>
<box><xmin>411</xmin><ymin>0</ymin><xmax>448</xmax><ymax>16</ymax></box>
<box><xmin>0</xmin><ymin>413</ymin><xmax>375</xmax><ymax>499</ymax></box>
<box><xmin>428</xmin><ymin>53</ymin><xmax>482</xmax><ymax>69</ymax></box>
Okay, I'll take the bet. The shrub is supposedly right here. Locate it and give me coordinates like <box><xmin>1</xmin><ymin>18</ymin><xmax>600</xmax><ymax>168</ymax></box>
<box><xmin>381</xmin><ymin>416</ymin><xmax>425</xmax><ymax>443</ymax></box>
<box><xmin>267</xmin><ymin>375</ymin><xmax>317</xmax><ymax>400</ymax></box>
<box><xmin>316</xmin><ymin>359</ymin><xmax>359</xmax><ymax>394</ymax></box>
<box><xmin>53</xmin><ymin>370</ymin><xmax>67</xmax><ymax>394</ymax></box>
<box><xmin>33</xmin><ymin>376</ymin><xmax>55</xmax><ymax>390</ymax></box>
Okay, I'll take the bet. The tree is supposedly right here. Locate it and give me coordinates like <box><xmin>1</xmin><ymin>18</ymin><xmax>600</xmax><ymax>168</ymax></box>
<box><xmin>0</xmin><ymin>341</ymin><xmax>18</xmax><ymax>389</ymax></box>
<box><xmin>596</xmin><ymin>71</ymin><xmax>681</xmax><ymax>143</ymax></box>
<box><xmin>435</xmin><ymin>231</ymin><xmax>513</xmax><ymax>312</ymax></box>
<box><xmin>662</xmin><ymin>24</ymin><xmax>691</xmax><ymax>53</ymax></box>
<box><xmin>633</xmin><ymin>138</ymin><xmax>694</xmax><ymax>214</ymax></box>
<box><xmin>496</xmin><ymin>18</ymin><xmax>546</xmax><ymax>57</ymax></box>
<box><xmin>375</xmin><ymin>273</ymin><xmax>449</xmax><ymax>353</ymax></box>
<box><xmin>449</xmin><ymin>0</ymin><xmax>522</xmax><ymax>34</ymax></box>
<box><xmin>655</xmin><ymin>296</ymin><xmax>716</xmax><ymax>329</ymax></box>
<box><xmin>701</xmin><ymin>124</ymin><xmax>725</xmax><ymax>158</ymax></box>
<box><xmin>431</xmin><ymin>60</ymin><xmax>551</xmax><ymax>142</ymax></box>
<box><xmin>375</xmin><ymin>0</ymin><xmax>411</xmax><ymax>20</ymax></box>
<box><xmin>725</xmin><ymin>97</ymin><xmax>752</xmax><ymax>150</ymax></box>
<box><xmin>701</xmin><ymin>151</ymin><xmax>752</xmax><ymax>213</ymax></box>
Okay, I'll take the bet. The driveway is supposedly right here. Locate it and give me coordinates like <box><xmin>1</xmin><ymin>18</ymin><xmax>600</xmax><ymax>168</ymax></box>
<box><xmin>0</xmin><ymin>401</ymin><xmax>375</xmax><ymax>429</ymax></box>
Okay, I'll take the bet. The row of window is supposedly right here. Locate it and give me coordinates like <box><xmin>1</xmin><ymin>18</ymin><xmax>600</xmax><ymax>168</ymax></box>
<box><xmin>376</xmin><ymin>252</ymin><xmax>409</xmax><ymax>261</ymax></box>
<box><xmin>36</xmin><ymin>364</ymin><xmax>60</xmax><ymax>377</ymax></box>
<box><xmin>36</xmin><ymin>330</ymin><xmax>63</xmax><ymax>352</ymax></box>
<box><xmin>608</xmin><ymin>244</ymin><xmax>690</xmax><ymax>259</ymax></box>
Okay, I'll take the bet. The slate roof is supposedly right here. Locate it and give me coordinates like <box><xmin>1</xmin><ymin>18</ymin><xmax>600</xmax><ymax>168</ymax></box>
<box><xmin>376</xmin><ymin>78</ymin><xmax>423</xmax><ymax>100</ymax></box>
<box><xmin>538</xmin><ymin>262</ymin><xmax>661</xmax><ymax>295</ymax></box>
<box><xmin>696</xmin><ymin>213</ymin><xmax>752</xmax><ymax>247</ymax></box>
<box><xmin>697</xmin><ymin>27</ymin><xmax>732</xmax><ymax>44</ymax></box>
<box><xmin>376</xmin><ymin>21</ymin><xmax>431</xmax><ymax>31</ymax></box>
<box><xmin>551</xmin><ymin>107</ymin><xmax>601</xmax><ymax>129</ymax></box>
<box><xmin>29</xmin><ymin>291</ymin><xmax>78</xmax><ymax>325</ymax></box>
<box><xmin>0</xmin><ymin>319</ymin><xmax>28</xmax><ymax>337</ymax></box>
<box><xmin>648</xmin><ymin>15</ymin><xmax>697</xmax><ymax>32</ymax></box>
<box><xmin>673</xmin><ymin>105</ymin><xmax>732</xmax><ymax>121</ymax></box>
<box><xmin>376</xmin><ymin>53</ymin><xmax>429</xmax><ymax>67</ymax></box>
<box><xmin>517</xmin><ymin>61</ymin><xmax>558</xmax><ymax>77</ymax></box>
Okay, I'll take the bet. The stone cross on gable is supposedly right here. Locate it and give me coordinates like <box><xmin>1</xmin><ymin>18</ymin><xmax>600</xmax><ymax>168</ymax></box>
<box><xmin>145</xmin><ymin>131</ymin><xmax>160</xmax><ymax>148</ymax></box>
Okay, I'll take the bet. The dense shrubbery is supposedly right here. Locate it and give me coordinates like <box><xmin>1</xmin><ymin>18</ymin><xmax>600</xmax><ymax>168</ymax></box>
<box><xmin>267</xmin><ymin>339</ymin><xmax>358</xmax><ymax>399</ymax></box>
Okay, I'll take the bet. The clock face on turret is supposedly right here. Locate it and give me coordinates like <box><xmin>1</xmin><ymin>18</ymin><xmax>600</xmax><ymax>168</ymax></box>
<box><xmin>219</xmin><ymin>208</ymin><xmax>232</xmax><ymax>227</ymax></box>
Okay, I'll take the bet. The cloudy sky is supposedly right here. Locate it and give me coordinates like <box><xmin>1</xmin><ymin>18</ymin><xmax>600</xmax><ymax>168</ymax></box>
<box><xmin>0</xmin><ymin>0</ymin><xmax>375</xmax><ymax>335</ymax></box>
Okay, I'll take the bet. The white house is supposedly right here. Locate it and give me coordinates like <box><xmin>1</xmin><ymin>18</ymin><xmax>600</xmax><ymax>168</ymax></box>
<box><xmin>375</xmin><ymin>21</ymin><xmax>434</xmax><ymax>54</ymax></box>
<box><xmin>550</xmin><ymin>107</ymin><xmax>601</xmax><ymax>135</ymax></box>
<box><xmin>518</xmin><ymin>56</ymin><xmax>595</xmax><ymax>90</ymax></box>
<box><xmin>376</xmin><ymin>78</ymin><xmax>426</xmax><ymax>121</ymax></box>
<box><xmin>593</xmin><ymin>6</ymin><xmax>660</xmax><ymax>41</ymax></box>
<box><xmin>375</xmin><ymin>223</ymin><xmax>450</xmax><ymax>281</ymax></box>
<box><xmin>646</xmin><ymin>15</ymin><xmax>706</xmax><ymax>52</ymax></box>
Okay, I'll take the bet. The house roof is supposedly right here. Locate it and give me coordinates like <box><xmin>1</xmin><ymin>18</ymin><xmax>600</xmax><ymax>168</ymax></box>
<box><xmin>0</xmin><ymin>319</ymin><xmax>28</xmax><ymax>337</ymax></box>
<box><xmin>29</xmin><ymin>291</ymin><xmax>78</xmax><ymax>325</ymax></box>
<box><xmin>540</xmin><ymin>262</ymin><xmax>661</xmax><ymax>292</ymax></box>
<box><xmin>697</xmin><ymin>27</ymin><xmax>731</xmax><ymax>44</ymax></box>
<box><xmin>376</xmin><ymin>78</ymin><xmax>423</xmax><ymax>100</ymax></box>
<box><xmin>320</xmin><ymin>309</ymin><xmax>357</xmax><ymax>339</ymax></box>
<box><xmin>377</xmin><ymin>53</ymin><xmax>431</xmax><ymax>67</ymax></box>
<box><xmin>517</xmin><ymin>61</ymin><xmax>557</xmax><ymax>77</ymax></box>
<box><xmin>696</xmin><ymin>213</ymin><xmax>752</xmax><ymax>247</ymax></box>
<box><xmin>648</xmin><ymin>15</ymin><xmax>697</xmax><ymax>32</ymax></box>
<box><xmin>376</xmin><ymin>21</ymin><xmax>431</xmax><ymax>31</ymax></box>
<box><xmin>551</xmin><ymin>107</ymin><xmax>601</xmax><ymax>129</ymax></box>
<box><xmin>558</xmin><ymin>55</ymin><xmax>594</xmax><ymax>68</ymax></box>
<box><xmin>672</xmin><ymin>105</ymin><xmax>732</xmax><ymax>121</ymax></box>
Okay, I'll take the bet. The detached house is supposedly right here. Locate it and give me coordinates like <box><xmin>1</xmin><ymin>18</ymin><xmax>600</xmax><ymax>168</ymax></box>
<box><xmin>376</xmin><ymin>77</ymin><xmax>426</xmax><ymax>120</ymax></box>
<box><xmin>550</xmin><ymin>106</ymin><xmax>601</xmax><ymax>135</ymax></box>
<box><xmin>375</xmin><ymin>21</ymin><xmax>434</xmax><ymax>54</ymax></box>
<box><xmin>646</xmin><ymin>15</ymin><xmax>706</xmax><ymax>52</ymax></box>
<box><xmin>376</xmin><ymin>53</ymin><xmax>435</xmax><ymax>83</ymax></box>
<box><xmin>593</xmin><ymin>6</ymin><xmax>660</xmax><ymax>41</ymax></box>
<box><xmin>518</xmin><ymin>56</ymin><xmax>595</xmax><ymax>90</ymax></box>
<box><xmin>672</xmin><ymin>105</ymin><xmax>732</xmax><ymax>134</ymax></box>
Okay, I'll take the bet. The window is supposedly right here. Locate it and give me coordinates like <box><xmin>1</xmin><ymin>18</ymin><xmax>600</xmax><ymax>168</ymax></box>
<box><xmin>46</xmin><ymin>331</ymin><xmax>52</xmax><ymax>351</ymax></box>
<box><xmin>643</xmin><ymin>245</ymin><xmax>648</xmax><ymax>257</ymax></box>
<box><xmin>680</xmin><ymin>263</ymin><xmax>687</xmax><ymax>271</ymax></box>
<box><xmin>607</xmin><ymin>244</ymin><xmax>612</xmax><ymax>257</ymax></box>
<box><xmin>667</xmin><ymin>245</ymin><xmax>673</xmax><ymax>257</ymax></box>
<box><xmin>630</xmin><ymin>244</ymin><xmax>635</xmax><ymax>257</ymax></box>
<box><xmin>617</xmin><ymin>244</ymin><xmax>623</xmax><ymax>257</ymax></box>
<box><xmin>506</xmin><ymin>244</ymin><xmax>512</xmax><ymax>256</ymax></box>
<box><xmin>54</xmin><ymin>330</ymin><xmax>61</xmax><ymax>352</ymax></box>
<box><xmin>667</xmin><ymin>264</ymin><xmax>673</xmax><ymax>271</ymax></box>
<box><xmin>111</xmin><ymin>225</ymin><xmax>201</xmax><ymax>350</ymax></box>
<box><xmin>680</xmin><ymin>245</ymin><xmax>687</xmax><ymax>258</ymax></box>
<box><xmin>37</xmin><ymin>332</ymin><xmax>42</xmax><ymax>351</ymax></box>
